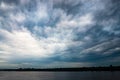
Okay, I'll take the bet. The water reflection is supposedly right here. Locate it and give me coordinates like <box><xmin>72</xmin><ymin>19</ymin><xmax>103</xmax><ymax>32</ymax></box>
<box><xmin>0</xmin><ymin>71</ymin><xmax>120</xmax><ymax>80</ymax></box>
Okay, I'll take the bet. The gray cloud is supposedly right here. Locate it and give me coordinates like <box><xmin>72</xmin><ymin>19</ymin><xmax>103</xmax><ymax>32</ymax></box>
<box><xmin>0</xmin><ymin>0</ymin><xmax>120</xmax><ymax>68</ymax></box>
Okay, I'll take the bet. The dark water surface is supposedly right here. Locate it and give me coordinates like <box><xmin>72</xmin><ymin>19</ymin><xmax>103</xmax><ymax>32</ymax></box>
<box><xmin>0</xmin><ymin>71</ymin><xmax>120</xmax><ymax>80</ymax></box>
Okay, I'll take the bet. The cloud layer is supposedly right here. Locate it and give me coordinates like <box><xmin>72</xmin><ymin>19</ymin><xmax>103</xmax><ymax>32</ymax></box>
<box><xmin>0</xmin><ymin>0</ymin><xmax>120</xmax><ymax>68</ymax></box>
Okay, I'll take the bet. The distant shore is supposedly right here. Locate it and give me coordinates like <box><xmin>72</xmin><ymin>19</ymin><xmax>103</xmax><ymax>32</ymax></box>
<box><xmin>0</xmin><ymin>65</ymin><xmax>120</xmax><ymax>71</ymax></box>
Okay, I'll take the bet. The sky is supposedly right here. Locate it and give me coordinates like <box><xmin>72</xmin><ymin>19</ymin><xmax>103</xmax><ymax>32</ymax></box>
<box><xmin>0</xmin><ymin>0</ymin><xmax>120</xmax><ymax>68</ymax></box>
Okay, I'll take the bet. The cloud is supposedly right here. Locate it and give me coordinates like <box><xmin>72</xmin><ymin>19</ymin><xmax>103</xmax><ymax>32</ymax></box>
<box><xmin>9</xmin><ymin>12</ymin><xmax>26</xmax><ymax>23</ymax></box>
<box><xmin>57</xmin><ymin>13</ymin><xmax>94</xmax><ymax>29</ymax></box>
<box><xmin>0</xmin><ymin>27</ymin><xmax>69</xmax><ymax>58</ymax></box>
<box><xmin>80</xmin><ymin>38</ymin><xmax>120</xmax><ymax>55</ymax></box>
<box><xmin>20</xmin><ymin>0</ymin><xmax>30</xmax><ymax>5</ymax></box>
<box><xmin>0</xmin><ymin>0</ymin><xmax>120</xmax><ymax>68</ymax></box>
<box><xmin>0</xmin><ymin>2</ymin><xmax>15</xmax><ymax>10</ymax></box>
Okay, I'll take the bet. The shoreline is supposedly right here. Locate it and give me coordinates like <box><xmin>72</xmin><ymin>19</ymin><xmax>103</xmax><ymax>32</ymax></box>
<box><xmin>0</xmin><ymin>66</ymin><xmax>120</xmax><ymax>71</ymax></box>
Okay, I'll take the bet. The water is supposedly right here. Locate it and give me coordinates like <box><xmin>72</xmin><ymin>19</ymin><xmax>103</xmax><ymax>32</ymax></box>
<box><xmin>0</xmin><ymin>71</ymin><xmax>120</xmax><ymax>80</ymax></box>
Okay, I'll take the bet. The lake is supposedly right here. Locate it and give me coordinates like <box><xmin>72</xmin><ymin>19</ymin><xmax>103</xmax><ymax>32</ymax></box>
<box><xmin>0</xmin><ymin>71</ymin><xmax>120</xmax><ymax>80</ymax></box>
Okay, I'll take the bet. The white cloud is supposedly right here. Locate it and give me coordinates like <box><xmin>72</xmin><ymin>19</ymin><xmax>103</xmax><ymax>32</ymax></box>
<box><xmin>9</xmin><ymin>12</ymin><xmax>26</xmax><ymax>23</ymax></box>
<box><xmin>0</xmin><ymin>27</ymin><xmax>70</xmax><ymax>62</ymax></box>
<box><xmin>0</xmin><ymin>28</ymin><xmax>47</xmax><ymax>57</ymax></box>
<box><xmin>35</xmin><ymin>4</ymin><xmax>49</xmax><ymax>22</ymax></box>
<box><xmin>57</xmin><ymin>13</ymin><xmax>94</xmax><ymax>32</ymax></box>
<box><xmin>0</xmin><ymin>2</ymin><xmax>15</xmax><ymax>10</ymax></box>
<box><xmin>30</xmin><ymin>0</ymin><xmax>52</xmax><ymax>24</ymax></box>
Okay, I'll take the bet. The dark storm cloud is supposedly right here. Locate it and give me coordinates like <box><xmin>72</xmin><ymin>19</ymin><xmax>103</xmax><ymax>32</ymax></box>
<box><xmin>0</xmin><ymin>0</ymin><xmax>120</xmax><ymax>68</ymax></box>
<box><xmin>51</xmin><ymin>0</ymin><xmax>120</xmax><ymax>64</ymax></box>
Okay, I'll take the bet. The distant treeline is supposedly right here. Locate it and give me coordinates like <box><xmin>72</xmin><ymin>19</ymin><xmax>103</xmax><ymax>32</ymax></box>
<box><xmin>0</xmin><ymin>65</ymin><xmax>120</xmax><ymax>71</ymax></box>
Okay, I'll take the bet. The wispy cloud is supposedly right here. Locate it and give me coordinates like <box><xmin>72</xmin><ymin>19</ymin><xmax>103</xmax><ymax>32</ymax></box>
<box><xmin>0</xmin><ymin>0</ymin><xmax>120</xmax><ymax>68</ymax></box>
